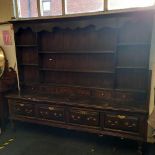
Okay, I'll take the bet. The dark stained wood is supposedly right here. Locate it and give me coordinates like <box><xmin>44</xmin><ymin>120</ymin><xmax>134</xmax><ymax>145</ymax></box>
<box><xmin>0</xmin><ymin>63</ymin><xmax>17</xmax><ymax>131</ymax></box>
<box><xmin>6</xmin><ymin>11</ymin><xmax>154</xmax><ymax>142</ymax></box>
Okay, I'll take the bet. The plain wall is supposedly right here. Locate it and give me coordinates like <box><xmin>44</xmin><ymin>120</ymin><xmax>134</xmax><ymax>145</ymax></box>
<box><xmin>0</xmin><ymin>0</ymin><xmax>14</xmax><ymax>22</ymax></box>
<box><xmin>147</xmin><ymin>16</ymin><xmax>155</xmax><ymax>143</ymax></box>
<box><xmin>0</xmin><ymin>24</ymin><xmax>17</xmax><ymax>70</ymax></box>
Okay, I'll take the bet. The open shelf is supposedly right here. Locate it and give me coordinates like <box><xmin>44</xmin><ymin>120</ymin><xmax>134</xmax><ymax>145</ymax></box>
<box><xmin>14</xmin><ymin>16</ymin><xmax>151</xmax><ymax>100</ymax></box>
<box><xmin>15</xmin><ymin>25</ymin><xmax>150</xmax><ymax>93</ymax></box>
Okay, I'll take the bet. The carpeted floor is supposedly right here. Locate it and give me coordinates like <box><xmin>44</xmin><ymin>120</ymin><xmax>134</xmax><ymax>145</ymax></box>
<box><xmin>0</xmin><ymin>123</ymin><xmax>154</xmax><ymax>155</ymax></box>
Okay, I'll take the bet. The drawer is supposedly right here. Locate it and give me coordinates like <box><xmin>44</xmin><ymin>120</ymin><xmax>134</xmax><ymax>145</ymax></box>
<box><xmin>37</xmin><ymin>105</ymin><xmax>65</xmax><ymax>122</ymax></box>
<box><xmin>104</xmin><ymin>113</ymin><xmax>139</xmax><ymax>133</ymax></box>
<box><xmin>10</xmin><ymin>100</ymin><xmax>35</xmax><ymax>117</ymax></box>
<box><xmin>68</xmin><ymin>108</ymin><xmax>99</xmax><ymax>127</ymax></box>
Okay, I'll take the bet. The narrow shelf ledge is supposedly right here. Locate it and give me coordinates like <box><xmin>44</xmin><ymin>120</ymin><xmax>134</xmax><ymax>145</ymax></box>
<box><xmin>39</xmin><ymin>68</ymin><xmax>115</xmax><ymax>74</ymax></box>
<box><xmin>115</xmin><ymin>88</ymin><xmax>146</xmax><ymax>93</ymax></box>
<box><xmin>19</xmin><ymin>64</ymin><xmax>39</xmax><ymax>66</ymax></box>
<box><xmin>20</xmin><ymin>82</ymin><xmax>147</xmax><ymax>93</ymax></box>
<box><xmin>16</xmin><ymin>45</ymin><xmax>38</xmax><ymax>47</ymax></box>
<box><xmin>117</xmin><ymin>43</ymin><xmax>150</xmax><ymax>46</ymax></box>
<box><xmin>116</xmin><ymin>66</ymin><xmax>147</xmax><ymax>70</ymax></box>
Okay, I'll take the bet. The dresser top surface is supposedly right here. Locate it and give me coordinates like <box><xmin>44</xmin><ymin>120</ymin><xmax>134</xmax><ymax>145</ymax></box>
<box><xmin>6</xmin><ymin>92</ymin><xmax>147</xmax><ymax>114</ymax></box>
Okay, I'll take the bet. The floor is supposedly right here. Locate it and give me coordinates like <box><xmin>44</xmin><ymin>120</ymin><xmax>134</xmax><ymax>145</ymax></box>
<box><xmin>0</xmin><ymin>122</ymin><xmax>154</xmax><ymax>155</ymax></box>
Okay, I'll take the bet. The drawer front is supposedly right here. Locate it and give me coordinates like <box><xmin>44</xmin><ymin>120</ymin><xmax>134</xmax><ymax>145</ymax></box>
<box><xmin>94</xmin><ymin>90</ymin><xmax>113</xmax><ymax>100</ymax></box>
<box><xmin>68</xmin><ymin>108</ymin><xmax>99</xmax><ymax>127</ymax></box>
<box><xmin>9</xmin><ymin>100</ymin><xmax>35</xmax><ymax>117</ymax></box>
<box><xmin>37</xmin><ymin>105</ymin><xmax>65</xmax><ymax>122</ymax></box>
<box><xmin>104</xmin><ymin>113</ymin><xmax>139</xmax><ymax>133</ymax></box>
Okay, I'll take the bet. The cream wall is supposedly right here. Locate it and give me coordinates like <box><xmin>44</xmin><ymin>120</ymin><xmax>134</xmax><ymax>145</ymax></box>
<box><xmin>0</xmin><ymin>0</ymin><xmax>19</xmax><ymax>85</ymax></box>
<box><xmin>0</xmin><ymin>0</ymin><xmax>18</xmax><ymax>73</ymax></box>
<box><xmin>0</xmin><ymin>24</ymin><xmax>17</xmax><ymax>70</ymax></box>
<box><xmin>149</xmin><ymin>18</ymin><xmax>155</xmax><ymax>114</ymax></box>
<box><xmin>147</xmin><ymin>16</ymin><xmax>155</xmax><ymax>143</ymax></box>
<box><xmin>0</xmin><ymin>0</ymin><xmax>14</xmax><ymax>22</ymax></box>
<box><xmin>0</xmin><ymin>23</ymin><xmax>20</xmax><ymax>92</ymax></box>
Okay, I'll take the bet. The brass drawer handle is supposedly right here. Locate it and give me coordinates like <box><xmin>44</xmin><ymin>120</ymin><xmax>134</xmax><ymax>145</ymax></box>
<box><xmin>49</xmin><ymin>58</ymin><xmax>54</xmax><ymax>61</ymax></box>
<box><xmin>54</xmin><ymin>113</ymin><xmax>63</xmax><ymax>118</ymax></box>
<box><xmin>132</xmin><ymin>123</ymin><xmax>136</xmax><ymax>127</ymax></box>
<box><xmin>101</xmin><ymin>93</ymin><xmax>105</xmax><ymax>96</ymax></box>
<box><xmin>40</xmin><ymin>111</ymin><xmax>48</xmax><ymax>115</ymax></box>
<box><xmin>79</xmin><ymin>111</ymin><xmax>88</xmax><ymax>115</ymax></box>
<box><xmin>71</xmin><ymin>115</ymin><xmax>81</xmax><ymax>120</ymax></box>
<box><xmin>19</xmin><ymin>104</ymin><xmax>25</xmax><ymax>107</ymax></box>
<box><xmin>54</xmin><ymin>113</ymin><xmax>57</xmax><ymax>116</ymax></box>
<box><xmin>86</xmin><ymin>117</ymin><xmax>96</xmax><ymax>121</ymax></box>
<box><xmin>125</xmin><ymin>122</ymin><xmax>129</xmax><ymax>126</ymax></box>
<box><xmin>128</xmin><ymin>125</ymin><xmax>133</xmax><ymax>128</ymax></box>
<box><xmin>48</xmin><ymin>107</ymin><xmax>54</xmax><ymax>111</ymax></box>
<box><xmin>117</xmin><ymin>115</ymin><xmax>126</xmax><ymax>119</ymax></box>
<box><xmin>87</xmin><ymin>117</ymin><xmax>90</xmax><ymax>121</ymax></box>
<box><xmin>115</xmin><ymin>121</ymin><xmax>118</xmax><ymax>124</ymax></box>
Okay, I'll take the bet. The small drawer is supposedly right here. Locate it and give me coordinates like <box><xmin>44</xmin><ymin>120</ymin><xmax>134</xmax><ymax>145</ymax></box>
<box><xmin>11</xmin><ymin>101</ymin><xmax>35</xmax><ymax>117</ymax></box>
<box><xmin>68</xmin><ymin>108</ymin><xmax>99</xmax><ymax>127</ymax></box>
<box><xmin>104</xmin><ymin>113</ymin><xmax>139</xmax><ymax>133</ymax></box>
<box><xmin>37</xmin><ymin>105</ymin><xmax>65</xmax><ymax>122</ymax></box>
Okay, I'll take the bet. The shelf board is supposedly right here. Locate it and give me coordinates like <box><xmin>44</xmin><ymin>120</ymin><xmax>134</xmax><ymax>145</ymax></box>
<box><xmin>20</xmin><ymin>82</ymin><xmax>146</xmax><ymax>93</ymax></box>
<box><xmin>117</xmin><ymin>43</ymin><xmax>150</xmax><ymax>46</ymax></box>
<box><xmin>20</xmin><ymin>82</ymin><xmax>39</xmax><ymax>86</ymax></box>
<box><xmin>39</xmin><ymin>82</ymin><xmax>114</xmax><ymax>90</ymax></box>
<box><xmin>21</xmin><ymin>82</ymin><xmax>114</xmax><ymax>91</ymax></box>
<box><xmin>19</xmin><ymin>64</ymin><xmax>39</xmax><ymax>66</ymax></box>
<box><xmin>16</xmin><ymin>45</ymin><xmax>38</xmax><ymax>47</ymax></box>
<box><xmin>116</xmin><ymin>66</ymin><xmax>147</xmax><ymax>70</ymax></box>
<box><xmin>115</xmin><ymin>88</ymin><xmax>146</xmax><ymax>93</ymax></box>
<box><xmin>39</xmin><ymin>68</ymin><xmax>115</xmax><ymax>74</ymax></box>
<box><xmin>38</xmin><ymin>50</ymin><xmax>115</xmax><ymax>54</ymax></box>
